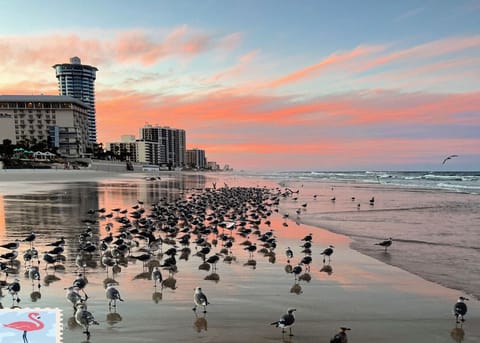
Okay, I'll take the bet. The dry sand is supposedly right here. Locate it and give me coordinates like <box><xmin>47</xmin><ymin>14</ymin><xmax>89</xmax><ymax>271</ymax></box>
<box><xmin>0</xmin><ymin>170</ymin><xmax>478</xmax><ymax>343</ymax></box>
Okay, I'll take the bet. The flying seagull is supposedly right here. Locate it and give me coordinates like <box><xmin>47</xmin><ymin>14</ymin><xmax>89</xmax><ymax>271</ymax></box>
<box><xmin>442</xmin><ymin>155</ymin><xmax>458</xmax><ymax>164</ymax></box>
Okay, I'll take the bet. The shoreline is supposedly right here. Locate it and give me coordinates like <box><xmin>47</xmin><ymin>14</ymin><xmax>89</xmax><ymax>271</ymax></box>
<box><xmin>274</xmin><ymin>177</ymin><xmax>480</xmax><ymax>301</ymax></box>
<box><xmin>0</xmin><ymin>170</ymin><xmax>478</xmax><ymax>342</ymax></box>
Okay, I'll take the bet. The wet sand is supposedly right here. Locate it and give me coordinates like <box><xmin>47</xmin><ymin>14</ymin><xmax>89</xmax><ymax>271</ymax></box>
<box><xmin>0</xmin><ymin>170</ymin><xmax>478</xmax><ymax>343</ymax></box>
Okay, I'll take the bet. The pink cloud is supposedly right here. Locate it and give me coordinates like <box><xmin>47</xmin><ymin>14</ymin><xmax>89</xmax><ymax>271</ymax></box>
<box><xmin>0</xmin><ymin>27</ymin><xmax>241</xmax><ymax>68</ymax></box>
<box><xmin>207</xmin><ymin>50</ymin><xmax>259</xmax><ymax>82</ymax></box>
<box><xmin>267</xmin><ymin>45</ymin><xmax>385</xmax><ymax>88</ymax></box>
<box><xmin>356</xmin><ymin>35</ymin><xmax>480</xmax><ymax>73</ymax></box>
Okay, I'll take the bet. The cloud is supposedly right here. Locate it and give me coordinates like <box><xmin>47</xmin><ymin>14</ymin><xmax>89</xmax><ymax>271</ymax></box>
<box><xmin>267</xmin><ymin>45</ymin><xmax>385</xmax><ymax>88</ymax></box>
<box><xmin>207</xmin><ymin>50</ymin><xmax>259</xmax><ymax>82</ymax></box>
<box><xmin>393</xmin><ymin>7</ymin><xmax>425</xmax><ymax>22</ymax></box>
<box><xmin>355</xmin><ymin>35</ymin><xmax>480</xmax><ymax>73</ymax></box>
<box><xmin>0</xmin><ymin>26</ymin><xmax>241</xmax><ymax>68</ymax></box>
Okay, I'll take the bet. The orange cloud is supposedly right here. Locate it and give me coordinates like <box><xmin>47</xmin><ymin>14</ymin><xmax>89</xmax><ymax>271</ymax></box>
<box><xmin>267</xmin><ymin>45</ymin><xmax>384</xmax><ymax>88</ymax></box>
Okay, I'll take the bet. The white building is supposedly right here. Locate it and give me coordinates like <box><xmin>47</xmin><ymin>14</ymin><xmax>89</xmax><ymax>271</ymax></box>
<box><xmin>0</xmin><ymin>95</ymin><xmax>90</xmax><ymax>157</ymax></box>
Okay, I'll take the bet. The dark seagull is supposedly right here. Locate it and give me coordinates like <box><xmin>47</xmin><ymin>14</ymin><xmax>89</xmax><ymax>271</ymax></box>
<box><xmin>375</xmin><ymin>238</ymin><xmax>393</xmax><ymax>252</ymax></box>
<box><xmin>453</xmin><ymin>296</ymin><xmax>468</xmax><ymax>324</ymax></box>
<box><xmin>330</xmin><ymin>327</ymin><xmax>351</xmax><ymax>343</ymax></box>
<box><xmin>442</xmin><ymin>154</ymin><xmax>459</xmax><ymax>165</ymax></box>
<box><xmin>271</xmin><ymin>308</ymin><xmax>296</xmax><ymax>336</ymax></box>
<box><xmin>321</xmin><ymin>245</ymin><xmax>335</xmax><ymax>263</ymax></box>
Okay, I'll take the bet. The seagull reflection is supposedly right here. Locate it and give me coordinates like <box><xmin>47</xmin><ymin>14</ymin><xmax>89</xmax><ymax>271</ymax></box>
<box><xmin>450</xmin><ymin>327</ymin><xmax>465</xmax><ymax>343</ymax></box>
<box><xmin>243</xmin><ymin>259</ymin><xmax>257</xmax><ymax>269</ymax></box>
<box><xmin>106</xmin><ymin>309</ymin><xmax>123</xmax><ymax>326</ymax></box>
<box><xmin>43</xmin><ymin>273</ymin><xmax>61</xmax><ymax>287</ymax></box>
<box><xmin>285</xmin><ymin>264</ymin><xmax>293</xmax><ymax>274</ymax></box>
<box><xmin>30</xmin><ymin>289</ymin><xmax>41</xmax><ymax>302</ymax></box>
<box><xmin>290</xmin><ymin>282</ymin><xmax>303</xmax><ymax>295</ymax></box>
<box><xmin>204</xmin><ymin>272</ymin><xmax>220</xmax><ymax>283</ymax></box>
<box><xmin>162</xmin><ymin>276</ymin><xmax>177</xmax><ymax>290</ymax></box>
<box><xmin>298</xmin><ymin>273</ymin><xmax>311</xmax><ymax>282</ymax></box>
<box><xmin>223</xmin><ymin>254</ymin><xmax>236</xmax><ymax>264</ymax></box>
<box><xmin>193</xmin><ymin>312</ymin><xmax>208</xmax><ymax>332</ymax></box>
<box><xmin>132</xmin><ymin>271</ymin><xmax>151</xmax><ymax>280</ymax></box>
<box><xmin>152</xmin><ymin>290</ymin><xmax>163</xmax><ymax>304</ymax></box>
<box><xmin>198</xmin><ymin>262</ymin><xmax>210</xmax><ymax>271</ymax></box>
<box><xmin>320</xmin><ymin>263</ymin><xmax>333</xmax><ymax>276</ymax></box>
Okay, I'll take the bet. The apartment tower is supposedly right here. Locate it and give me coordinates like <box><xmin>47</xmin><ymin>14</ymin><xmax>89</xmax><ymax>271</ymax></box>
<box><xmin>53</xmin><ymin>57</ymin><xmax>98</xmax><ymax>144</ymax></box>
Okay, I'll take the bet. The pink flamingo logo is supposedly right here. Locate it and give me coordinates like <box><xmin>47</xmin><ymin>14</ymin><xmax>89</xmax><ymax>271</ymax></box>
<box><xmin>3</xmin><ymin>312</ymin><xmax>44</xmax><ymax>343</ymax></box>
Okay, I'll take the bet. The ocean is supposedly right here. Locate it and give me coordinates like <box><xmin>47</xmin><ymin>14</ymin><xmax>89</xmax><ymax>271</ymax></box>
<box><xmin>0</xmin><ymin>170</ymin><xmax>479</xmax><ymax>342</ymax></box>
<box><xmin>240</xmin><ymin>170</ymin><xmax>480</xmax><ymax>299</ymax></box>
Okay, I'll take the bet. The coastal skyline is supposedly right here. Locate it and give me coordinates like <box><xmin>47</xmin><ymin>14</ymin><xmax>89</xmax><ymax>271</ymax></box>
<box><xmin>0</xmin><ymin>0</ymin><xmax>479</xmax><ymax>171</ymax></box>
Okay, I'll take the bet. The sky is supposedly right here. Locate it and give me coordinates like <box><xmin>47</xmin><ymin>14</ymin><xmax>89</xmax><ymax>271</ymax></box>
<box><xmin>0</xmin><ymin>0</ymin><xmax>479</xmax><ymax>171</ymax></box>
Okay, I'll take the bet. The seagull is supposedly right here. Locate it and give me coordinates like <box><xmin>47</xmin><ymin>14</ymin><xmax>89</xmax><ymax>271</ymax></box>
<box><xmin>0</xmin><ymin>239</ymin><xmax>20</xmax><ymax>250</ymax></box>
<box><xmin>75</xmin><ymin>303</ymin><xmax>99</xmax><ymax>340</ymax></box>
<box><xmin>454</xmin><ymin>296</ymin><xmax>469</xmax><ymax>324</ymax></box>
<box><xmin>375</xmin><ymin>238</ymin><xmax>393</xmax><ymax>252</ymax></box>
<box><xmin>7</xmin><ymin>278</ymin><xmax>21</xmax><ymax>303</ymax></box>
<box><xmin>271</xmin><ymin>308</ymin><xmax>296</xmax><ymax>336</ymax></box>
<box><xmin>106</xmin><ymin>283</ymin><xmax>124</xmax><ymax>309</ymax></box>
<box><xmin>442</xmin><ymin>154</ymin><xmax>459</xmax><ymax>165</ymax></box>
<box><xmin>193</xmin><ymin>287</ymin><xmax>209</xmax><ymax>313</ymax></box>
<box><xmin>285</xmin><ymin>247</ymin><xmax>293</xmax><ymax>264</ymax></box>
<box><xmin>152</xmin><ymin>266</ymin><xmax>163</xmax><ymax>288</ymax></box>
<box><xmin>321</xmin><ymin>245</ymin><xmax>335</xmax><ymax>263</ymax></box>
<box><xmin>330</xmin><ymin>327</ymin><xmax>351</xmax><ymax>343</ymax></box>
<box><xmin>65</xmin><ymin>286</ymin><xmax>83</xmax><ymax>310</ymax></box>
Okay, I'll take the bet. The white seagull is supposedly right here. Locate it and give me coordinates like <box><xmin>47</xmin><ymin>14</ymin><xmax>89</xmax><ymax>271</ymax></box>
<box><xmin>193</xmin><ymin>287</ymin><xmax>209</xmax><ymax>313</ymax></box>
<box><xmin>75</xmin><ymin>303</ymin><xmax>99</xmax><ymax>340</ymax></box>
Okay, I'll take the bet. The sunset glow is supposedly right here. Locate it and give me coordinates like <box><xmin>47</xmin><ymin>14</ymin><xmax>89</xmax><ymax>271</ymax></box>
<box><xmin>0</xmin><ymin>1</ymin><xmax>479</xmax><ymax>170</ymax></box>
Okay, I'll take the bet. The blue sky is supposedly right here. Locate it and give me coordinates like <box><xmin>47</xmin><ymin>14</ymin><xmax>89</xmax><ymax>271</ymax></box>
<box><xmin>0</xmin><ymin>0</ymin><xmax>479</xmax><ymax>170</ymax></box>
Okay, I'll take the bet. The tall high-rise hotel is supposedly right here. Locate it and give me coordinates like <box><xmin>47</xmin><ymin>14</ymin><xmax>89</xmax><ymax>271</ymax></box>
<box><xmin>53</xmin><ymin>57</ymin><xmax>98</xmax><ymax>144</ymax></box>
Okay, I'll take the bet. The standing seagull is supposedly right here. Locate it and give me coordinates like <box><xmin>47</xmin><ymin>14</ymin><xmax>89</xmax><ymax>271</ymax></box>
<box><xmin>106</xmin><ymin>284</ymin><xmax>124</xmax><ymax>309</ymax></box>
<box><xmin>442</xmin><ymin>154</ymin><xmax>459</xmax><ymax>165</ymax></box>
<box><xmin>152</xmin><ymin>266</ymin><xmax>163</xmax><ymax>288</ymax></box>
<box><xmin>454</xmin><ymin>296</ymin><xmax>469</xmax><ymax>324</ymax></box>
<box><xmin>193</xmin><ymin>287</ymin><xmax>209</xmax><ymax>313</ymax></box>
<box><xmin>375</xmin><ymin>238</ymin><xmax>393</xmax><ymax>252</ymax></box>
<box><xmin>271</xmin><ymin>308</ymin><xmax>296</xmax><ymax>337</ymax></box>
<box><xmin>285</xmin><ymin>247</ymin><xmax>293</xmax><ymax>264</ymax></box>
<box><xmin>321</xmin><ymin>245</ymin><xmax>335</xmax><ymax>263</ymax></box>
<box><xmin>330</xmin><ymin>327</ymin><xmax>351</xmax><ymax>343</ymax></box>
<box><xmin>75</xmin><ymin>303</ymin><xmax>99</xmax><ymax>340</ymax></box>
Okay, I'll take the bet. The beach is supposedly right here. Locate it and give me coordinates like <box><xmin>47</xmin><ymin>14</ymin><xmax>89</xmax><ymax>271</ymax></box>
<box><xmin>0</xmin><ymin>169</ymin><xmax>478</xmax><ymax>343</ymax></box>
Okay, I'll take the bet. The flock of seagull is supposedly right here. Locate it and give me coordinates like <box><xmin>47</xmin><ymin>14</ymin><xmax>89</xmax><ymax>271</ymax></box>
<box><xmin>0</xmin><ymin>182</ymin><xmax>471</xmax><ymax>342</ymax></box>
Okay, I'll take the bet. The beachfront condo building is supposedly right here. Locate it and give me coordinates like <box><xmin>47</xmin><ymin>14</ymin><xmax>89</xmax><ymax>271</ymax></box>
<box><xmin>140</xmin><ymin>125</ymin><xmax>186</xmax><ymax>168</ymax></box>
<box><xmin>107</xmin><ymin>135</ymin><xmax>161</xmax><ymax>165</ymax></box>
<box><xmin>106</xmin><ymin>126</ymin><xmax>186</xmax><ymax>168</ymax></box>
<box><xmin>186</xmin><ymin>148</ymin><xmax>206</xmax><ymax>169</ymax></box>
<box><xmin>53</xmin><ymin>57</ymin><xmax>98</xmax><ymax>144</ymax></box>
<box><xmin>0</xmin><ymin>95</ymin><xmax>91</xmax><ymax>157</ymax></box>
